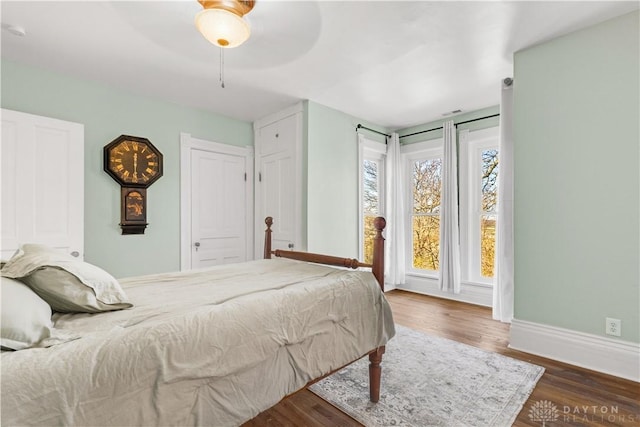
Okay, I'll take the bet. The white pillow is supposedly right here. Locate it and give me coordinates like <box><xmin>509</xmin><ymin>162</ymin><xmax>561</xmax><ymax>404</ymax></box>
<box><xmin>1</xmin><ymin>276</ymin><xmax>52</xmax><ymax>350</ymax></box>
<box><xmin>1</xmin><ymin>244</ymin><xmax>132</xmax><ymax>313</ymax></box>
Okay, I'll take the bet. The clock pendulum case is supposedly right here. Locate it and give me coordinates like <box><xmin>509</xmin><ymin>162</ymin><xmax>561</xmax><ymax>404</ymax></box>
<box><xmin>103</xmin><ymin>135</ymin><xmax>163</xmax><ymax>235</ymax></box>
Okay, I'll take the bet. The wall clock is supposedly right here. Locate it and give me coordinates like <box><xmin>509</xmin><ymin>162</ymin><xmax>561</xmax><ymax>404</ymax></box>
<box><xmin>103</xmin><ymin>135</ymin><xmax>163</xmax><ymax>235</ymax></box>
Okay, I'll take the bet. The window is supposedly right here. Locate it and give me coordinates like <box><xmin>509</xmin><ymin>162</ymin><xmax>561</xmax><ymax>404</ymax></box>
<box><xmin>359</xmin><ymin>136</ymin><xmax>386</xmax><ymax>263</ymax></box>
<box><xmin>402</xmin><ymin>141</ymin><xmax>442</xmax><ymax>275</ymax></box>
<box><xmin>400</xmin><ymin>127</ymin><xmax>499</xmax><ymax>285</ymax></box>
<box><xmin>460</xmin><ymin>127</ymin><xmax>500</xmax><ymax>284</ymax></box>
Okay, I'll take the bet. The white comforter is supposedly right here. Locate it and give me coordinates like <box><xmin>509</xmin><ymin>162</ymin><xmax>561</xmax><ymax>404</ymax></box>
<box><xmin>1</xmin><ymin>258</ymin><xmax>395</xmax><ymax>426</ymax></box>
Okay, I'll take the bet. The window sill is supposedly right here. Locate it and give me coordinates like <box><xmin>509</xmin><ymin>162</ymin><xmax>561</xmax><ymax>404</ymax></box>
<box><xmin>400</xmin><ymin>273</ymin><xmax>493</xmax><ymax>307</ymax></box>
<box><xmin>406</xmin><ymin>272</ymin><xmax>494</xmax><ymax>288</ymax></box>
<box><xmin>461</xmin><ymin>280</ymin><xmax>493</xmax><ymax>289</ymax></box>
<box><xmin>406</xmin><ymin>271</ymin><xmax>438</xmax><ymax>280</ymax></box>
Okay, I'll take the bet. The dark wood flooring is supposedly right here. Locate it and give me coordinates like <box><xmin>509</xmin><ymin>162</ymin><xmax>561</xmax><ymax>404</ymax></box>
<box><xmin>244</xmin><ymin>290</ymin><xmax>639</xmax><ymax>426</ymax></box>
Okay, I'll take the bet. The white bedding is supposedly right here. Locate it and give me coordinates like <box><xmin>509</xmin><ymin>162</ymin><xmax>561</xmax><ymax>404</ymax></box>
<box><xmin>1</xmin><ymin>258</ymin><xmax>395</xmax><ymax>426</ymax></box>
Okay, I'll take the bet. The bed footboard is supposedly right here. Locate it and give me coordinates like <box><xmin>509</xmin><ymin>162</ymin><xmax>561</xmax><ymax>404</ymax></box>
<box><xmin>264</xmin><ymin>216</ymin><xmax>387</xmax><ymax>403</ymax></box>
<box><xmin>263</xmin><ymin>216</ymin><xmax>386</xmax><ymax>291</ymax></box>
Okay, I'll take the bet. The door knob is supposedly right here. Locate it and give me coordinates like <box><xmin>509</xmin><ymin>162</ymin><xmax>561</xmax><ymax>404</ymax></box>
<box><xmin>194</xmin><ymin>242</ymin><xmax>200</xmax><ymax>252</ymax></box>
<box><xmin>288</xmin><ymin>243</ymin><xmax>294</xmax><ymax>249</ymax></box>
<box><xmin>70</xmin><ymin>251</ymin><xmax>80</xmax><ymax>257</ymax></box>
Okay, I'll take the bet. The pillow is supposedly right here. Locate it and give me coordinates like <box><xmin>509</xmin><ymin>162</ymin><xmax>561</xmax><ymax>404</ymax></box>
<box><xmin>1</xmin><ymin>276</ymin><xmax>52</xmax><ymax>350</ymax></box>
<box><xmin>1</xmin><ymin>244</ymin><xmax>132</xmax><ymax>313</ymax></box>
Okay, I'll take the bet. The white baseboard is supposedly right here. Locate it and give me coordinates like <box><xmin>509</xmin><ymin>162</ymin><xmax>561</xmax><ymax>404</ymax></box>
<box><xmin>383</xmin><ymin>283</ymin><xmax>397</xmax><ymax>292</ymax></box>
<box><xmin>510</xmin><ymin>319</ymin><xmax>640</xmax><ymax>382</ymax></box>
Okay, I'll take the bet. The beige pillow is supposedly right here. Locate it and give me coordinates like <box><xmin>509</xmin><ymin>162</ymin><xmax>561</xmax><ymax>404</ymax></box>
<box><xmin>1</xmin><ymin>276</ymin><xmax>52</xmax><ymax>350</ymax></box>
<box><xmin>1</xmin><ymin>244</ymin><xmax>132</xmax><ymax>313</ymax></box>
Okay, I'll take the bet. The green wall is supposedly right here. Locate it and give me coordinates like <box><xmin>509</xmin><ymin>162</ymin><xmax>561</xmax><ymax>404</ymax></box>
<box><xmin>305</xmin><ymin>101</ymin><xmax>387</xmax><ymax>257</ymax></box>
<box><xmin>513</xmin><ymin>11</ymin><xmax>639</xmax><ymax>342</ymax></box>
<box><xmin>1</xmin><ymin>60</ymin><xmax>253</xmax><ymax>278</ymax></box>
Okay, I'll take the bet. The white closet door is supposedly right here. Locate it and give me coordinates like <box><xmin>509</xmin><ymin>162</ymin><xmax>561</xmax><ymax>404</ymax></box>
<box><xmin>260</xmin><ymin>150</ymin><xmax>296</xmax><ymax>251</ymax></box>
<box><xmin>254</xmin><ymin>104</ymin><xmax>303</xmax><ymax>257</ymax></box>
<box><xmin>1</xmin><ymin>109</ymin><xmax>84</xmax><ymax>260</ymax></box>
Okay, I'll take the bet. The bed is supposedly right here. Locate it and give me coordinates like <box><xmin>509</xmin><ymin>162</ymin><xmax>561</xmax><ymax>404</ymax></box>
<box><xmin>1</xmin><ymin>217</ymin><xmax>395</xmax><ymax>426</ymax></box>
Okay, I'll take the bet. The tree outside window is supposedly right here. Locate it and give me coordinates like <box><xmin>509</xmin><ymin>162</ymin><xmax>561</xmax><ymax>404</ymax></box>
<box><xmin>481</xmin><ymin>149</ymin><xmax>498</xmax><ymax>278</ymax></box>
<box><xmin>411</xmin><ymin>157</ymin><xmax>442</xmax><ymax>271</ymax></box>
<box><xmin>362</xmin><ymin>159</ymin><xmax>380</xmax><ymax>264</ymax></box>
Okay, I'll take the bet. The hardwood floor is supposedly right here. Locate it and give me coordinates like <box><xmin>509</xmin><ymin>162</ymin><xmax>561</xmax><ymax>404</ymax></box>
<box><xmin>244</xmin><ymin>290</ymin><xmax>639</xmax><ymax>426</ymax></box>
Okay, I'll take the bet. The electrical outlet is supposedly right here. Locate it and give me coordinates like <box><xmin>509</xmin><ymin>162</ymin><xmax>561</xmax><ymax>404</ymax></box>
<box><xmin>605</xmin><ymin>318</ymin><xmax>621</xmax><ymax>337</ymax></box>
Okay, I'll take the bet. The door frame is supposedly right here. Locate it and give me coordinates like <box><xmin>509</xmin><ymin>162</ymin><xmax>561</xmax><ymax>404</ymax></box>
<box><xmin>179</xmin><ymin>132</ymin><xmax>254</xmax><ymax>271</ymax></box>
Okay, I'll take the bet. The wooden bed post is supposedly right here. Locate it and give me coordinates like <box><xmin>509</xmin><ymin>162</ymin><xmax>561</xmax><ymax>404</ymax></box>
<box><xmin>264</xmin><ymin>217</ymin><xmax>273</xmax><ymax>259</ymax></box>
<box><xmin>372</xmin><ymin>216</ymin><xmax>386</xmax><ymax>291</ymax></box>
<box><xmin>369</xmin><ymin>346</ymin><xmax>385</xmax><ymax>403</ymax></box>
<box><xmin>370</xmin><ymin>217</ymin><xmax>386</xmax><ymax>403</ymax></box>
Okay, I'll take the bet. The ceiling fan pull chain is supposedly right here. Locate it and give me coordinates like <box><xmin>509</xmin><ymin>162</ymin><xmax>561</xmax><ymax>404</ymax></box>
<box><xmin>219</xmin><ymin>48</ymin><xmax>225</xmax><ymax>89</ymax></box>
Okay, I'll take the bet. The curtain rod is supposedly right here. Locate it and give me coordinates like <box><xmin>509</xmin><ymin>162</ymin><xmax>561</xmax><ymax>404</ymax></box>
<box><xmin>356</xmin><ymin>124</ymin><xmax>391</xmax><ymax>138</ymax></box>
<box><xmin>399</xmin><ymin>113</ymin><xmax>500</xmax><ymax>139</ymax></box>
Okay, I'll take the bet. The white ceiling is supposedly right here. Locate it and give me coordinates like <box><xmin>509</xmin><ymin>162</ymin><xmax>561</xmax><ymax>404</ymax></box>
<box><xmin>1</xmin><ymin>1</ymin><xmax>638</xmax><ymax>130</ymax></box>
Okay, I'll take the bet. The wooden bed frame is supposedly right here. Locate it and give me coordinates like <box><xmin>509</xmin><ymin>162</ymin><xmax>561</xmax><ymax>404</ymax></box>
<box><xmin>263</xmin><ymin>216</ymin><xmax>387</xmax><ymax>403</ymax></box>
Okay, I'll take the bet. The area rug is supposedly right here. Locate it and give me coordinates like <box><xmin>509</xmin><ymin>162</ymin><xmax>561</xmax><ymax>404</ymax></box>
<box><xmin>309</xmin><ymin>325</ymin><xmax>544</xmax><ymax>427</ymax></box>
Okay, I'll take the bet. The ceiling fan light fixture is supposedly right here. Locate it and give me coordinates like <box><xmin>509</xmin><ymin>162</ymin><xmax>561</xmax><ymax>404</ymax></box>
<box><xmin>195</xmin><ymin>0</ymin><xmax>254</xmax><ymax>49</ymax></box>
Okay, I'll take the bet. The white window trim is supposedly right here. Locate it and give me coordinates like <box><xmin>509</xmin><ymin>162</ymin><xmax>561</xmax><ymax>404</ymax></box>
<box><xmin>459</xmin><ymin>126</ymin><xmax>500</xmax><ymax>285</ymax></box>
<box><xmin>401</xmin><ymin>139</ymin><xmax>443</xmax><ymax>277</ymax></box>
<box><xmin>358</xmin><ymin>133</ymin><xmax>387</xmax><ymax>261</ymax></box>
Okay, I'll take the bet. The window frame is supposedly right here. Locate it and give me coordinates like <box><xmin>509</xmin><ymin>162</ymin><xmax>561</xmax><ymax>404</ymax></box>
<box><xmin>358</xmin><ymin>134</ymin><xmax>386</xmax><ymax>262</ymax></box>
<box><xmin>459</xmin><ymin>127</ymin><xmax>500</xmax><ymax>285</ymax></box>
<box><xmin>401</xmin><ymin>139</ymin><xmax>443</xmax><ymax>278</ymax></box>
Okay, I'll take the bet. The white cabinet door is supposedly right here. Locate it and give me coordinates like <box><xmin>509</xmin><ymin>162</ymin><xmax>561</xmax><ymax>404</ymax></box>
<box><xmin>260</xmin><ymin>150</ymin><xmax>296</xmax><ymax>251</ymax></box>
<box><xmin>191</xmin><ymin>148</ymin><xmax>247</xmax><ymax>268</ymax></box>
<box><xmin>1</xmin><ymin>109</ymin><xmax>84</xmax><ymax>260</ymax></box>
<box><xmin>254</xmin><ymin>104</ymin><xmax>303</xmax><ymax>258</ymax></box>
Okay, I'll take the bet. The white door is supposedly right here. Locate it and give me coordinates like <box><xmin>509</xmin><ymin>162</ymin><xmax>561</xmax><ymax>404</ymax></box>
<box><xmin>1</xmin><ymin>109</ymin><xmax>84</xmax><ymax>260</ymax></box>
<box><xmin>260</xmin><ymin>150</ymin><xmax>296</xmax><ymax>251</ymax></box>
<box><xmin>180</xmin><ymin>133</ymin><xmax>253</xmax><ymax>270</ymax></box>
<box><xmin>254</xmin><ymin>104</ymin><xmax>303</xmax><ymax>257</ymax></box>
<box><xmin>191</xmin><ymin>149</ymin><xmax>247</xmax><ymax>268</ymax></box>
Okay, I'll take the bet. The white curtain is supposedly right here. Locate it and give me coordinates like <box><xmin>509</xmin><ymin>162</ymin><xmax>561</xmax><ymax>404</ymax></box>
<box><xmin>439</xmin><ymin>121</ymin><xmax>461</xmax><ymax>293</ymax></box>
<box><xmin>384</xmin><ymin>132</ymin><xmax>406</xmax><ymax>288</ymax></box>
<box><xmin>493</xmin><ymin>78</ymin><xmax>514</xmax><ymax>322</ymax></box>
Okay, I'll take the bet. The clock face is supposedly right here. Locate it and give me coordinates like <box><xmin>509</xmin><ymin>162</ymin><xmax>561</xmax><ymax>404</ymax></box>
<box><xmin>104</xmin><ymin>136</ymin><xmax>163</xmax><ymax>188</ymax></box>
